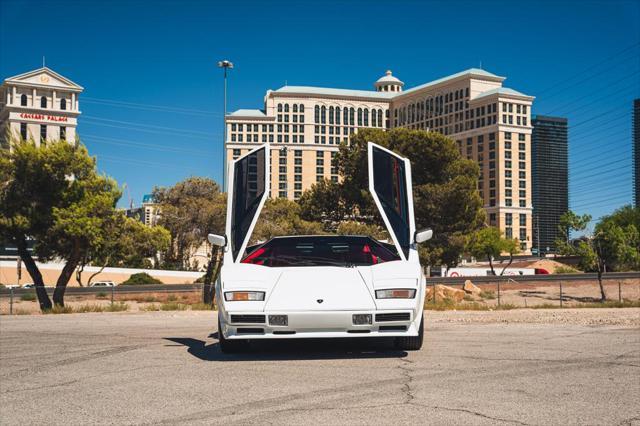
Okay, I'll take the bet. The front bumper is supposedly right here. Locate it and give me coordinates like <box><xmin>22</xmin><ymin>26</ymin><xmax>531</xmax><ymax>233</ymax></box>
<box><xmin>220</xmin><ymin>310</ymin><xmax>421</xmax><ymax>339</ymax></box>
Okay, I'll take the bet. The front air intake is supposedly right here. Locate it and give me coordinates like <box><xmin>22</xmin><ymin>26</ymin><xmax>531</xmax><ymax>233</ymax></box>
<box><xmin>236</xmin><ymin>328</ymin><xmax>265</xmax><ymax>335</ymax></box>
<box><xmin>375</xmin><ymin>313</ymin><xmax>411</xmax><ymax>322</ymax></box>
<box><xmin>230</xmin><ymin>315</ymin><xmax>266</xmax><ymax>324</ymax></box>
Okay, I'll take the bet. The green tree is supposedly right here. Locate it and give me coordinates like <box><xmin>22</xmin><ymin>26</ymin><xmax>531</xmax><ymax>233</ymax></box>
<box><xmin>153</xmin><ymin>177</ymin><xmax>226</xmax><ymax>270</ymax></box>
<box><xmin>76</xmin><ymin>215</ymin><xmax>170</xmax><ymax>286</ymax></box>
<box><xmin>0</xmin><ymin>139</ymin><xmax>124</xmax><ymax>309</ymax></box>
<box><xmin>299</xmin><ymin>128</ymin><xmax>485</xmax><ymax>266</ymax></box>
<box><xmin>466</xmin><ymin>227</ymin><xmax>520</xmax><ymax>276</ymax></box>
<box><xmin>252</xmin><ymin>198</ymin><xmax>325</xmax><ymax>244</ymax></box>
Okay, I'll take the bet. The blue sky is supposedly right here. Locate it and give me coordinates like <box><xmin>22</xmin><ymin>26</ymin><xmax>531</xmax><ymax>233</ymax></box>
<box><xmin>1</xmin><ymin>0</ymin><xmax>639</xmax><ymax>225</ymax></box>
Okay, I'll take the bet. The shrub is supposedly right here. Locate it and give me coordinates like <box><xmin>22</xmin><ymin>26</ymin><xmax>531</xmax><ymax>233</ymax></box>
<box><xmin>160</xmin><ymin>301</ymin><xmax>187</xmax><ymax>311</ymax></box>
<box><xmin>480</xmin><ymin>290</ymin><xmax>496</xmax><ymax>300</ymax></box>
<box><xmin>141</xmin><ymin>304</ymin><xmax>160</xmax><ymax>311</ymax></box>
<box><xmin>121</xmin><ymin>273</ymin><xmax>163</xmax><ymax>285</ymax></box>
<box><xmin>44</xmin><ymin>305</ymin><xmax>74</xmax><ymax>314</ymax></box>
<box><xmin>96</xmin><ymin>292</ymin><xmax>108</xmax><ymax>299</ymax></box>
<box><xmin>555</xmin><ymin>265</ymin><xmax>580</xmax><ymax>274</ymax></box>
<box><xmin>167</xmin><ymin>295</ymin><xmax>177</xmax><ymax>302</ymax></box>
<box><xmin>20</xmin><ymin>292</ymin><xmax>36</xmax><ymax>301</ymax></box>
<box><xmin>105</xmin><ymin>302</ymin><xmax>129</xmax><ymax>312</ymax></box>
<box><xmin>190</xmin><ymin>302</ymin><xmax>215</xmax><ymax>311</ymax></box>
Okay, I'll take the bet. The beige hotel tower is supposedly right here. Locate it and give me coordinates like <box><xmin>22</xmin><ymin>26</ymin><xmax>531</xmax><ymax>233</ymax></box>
<box><xmin>225</xmin><ymin>69</ymin><xmax>534</xmax><ymax>253</ymax></box>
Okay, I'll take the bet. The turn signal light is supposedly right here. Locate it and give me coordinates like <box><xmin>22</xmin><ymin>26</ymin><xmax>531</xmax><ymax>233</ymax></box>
<box><xmin>375</xmin><ymin>289</ymin><xmax>416</xmax><ymax>299</ymax></box>
<box><xmin>224</xmin><ymin>291</ymin><xmax>265</xmax><ymax>301</ymax></box>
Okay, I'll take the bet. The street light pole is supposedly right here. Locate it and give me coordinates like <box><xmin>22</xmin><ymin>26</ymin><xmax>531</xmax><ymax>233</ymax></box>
<box><xmin>218</xmin><ymin>60</ymin><xmax>233</xmax><ymax>192</ymax></box>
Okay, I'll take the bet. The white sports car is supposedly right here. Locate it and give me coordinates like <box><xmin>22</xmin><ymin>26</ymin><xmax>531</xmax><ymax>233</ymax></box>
<box><xmin>208</xmin><ymin>142</ymin><xmax>432</xmax><ymax>353</ymax></box>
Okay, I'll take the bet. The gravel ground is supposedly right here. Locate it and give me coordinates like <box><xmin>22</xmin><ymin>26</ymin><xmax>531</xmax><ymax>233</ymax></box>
<box><xmin>1</xmin><ymin>309</ymin><xmax>639</xmax><ymax>425</ymax></box>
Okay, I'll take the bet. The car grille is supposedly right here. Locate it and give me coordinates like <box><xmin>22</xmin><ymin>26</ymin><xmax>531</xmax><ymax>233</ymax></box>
<box><xmin>230</xmin><ymin>314</ymin><xmax>266</xmax><ymax>324</ymax></box>
<box><xmin>379</xmin><ymin>325</ymin><xmax>407</xmax><ymax>331</ymax></box>
<box><xmin>375</xmin><ymin>313</ymin><xmax>411</xmax><ymax>322</ymax></box>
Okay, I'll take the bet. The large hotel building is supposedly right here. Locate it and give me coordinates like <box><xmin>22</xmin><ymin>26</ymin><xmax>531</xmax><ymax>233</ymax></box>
<box><xmin>226</xmin><ymin>68</ymin><xmax>535</xmax><ymax>253</ymax></box>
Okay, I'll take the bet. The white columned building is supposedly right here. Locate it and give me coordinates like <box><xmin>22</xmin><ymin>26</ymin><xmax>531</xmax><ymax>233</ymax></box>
<box><xmin>0</xmin><ymin>67</ymin><xmax>83</xmax><ymax>149</ymax></box>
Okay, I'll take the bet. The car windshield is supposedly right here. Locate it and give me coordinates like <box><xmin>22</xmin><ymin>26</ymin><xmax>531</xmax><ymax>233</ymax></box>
<box><xmin>241</xmin><ymin>236</ymin><xmax>400</xmax><ymax>267</ymax></box>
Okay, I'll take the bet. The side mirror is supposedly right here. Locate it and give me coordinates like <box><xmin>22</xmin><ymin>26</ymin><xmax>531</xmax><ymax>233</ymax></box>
<box><xmin>414</xmin><ymin>228</ymin><xmax>433</xmax><ymax>244</ymax></box>
<box><xmin>208</xmin><ymin>233</ymin><xmax>227</xmax><ymax>247</ymax></box>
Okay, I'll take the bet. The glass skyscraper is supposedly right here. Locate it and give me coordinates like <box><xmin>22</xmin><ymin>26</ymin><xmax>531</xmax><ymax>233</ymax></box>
<box><xmin>532</xmin><ymin>115</ymin><xmax>568</xmax><ymax>255</ymax></box>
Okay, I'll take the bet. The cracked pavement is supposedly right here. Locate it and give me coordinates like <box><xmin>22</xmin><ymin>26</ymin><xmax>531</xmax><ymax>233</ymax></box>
<box><xmin>1</xmin><ymin>310</ymin><xmax>639</xmax><ymax>425</ymax></box>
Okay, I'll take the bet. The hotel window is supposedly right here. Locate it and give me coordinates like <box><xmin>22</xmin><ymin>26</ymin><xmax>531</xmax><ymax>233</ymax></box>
<box><xmin>20</xmin><ymin>123</ymin><xmax>27</xmax><ymax>140</ymax></box>
<box><xmin>505</xmin><ymin>213</ymin><xmax>512</xmax><ymax>226</ymax></box>
<box><xmin>523</xmin><ymin>117</ymin><xmax>528</xmax><ymax>126</ymax></box>
<box><xmin>314</xmin><ymin>106</ymin><xmax>320</xmax><ymax>123</ymax></box>
<box><xmin>329</xmin><ymin>106</ymin><xmax>334</xmax><ymax>124</ymax></box>
<box><xmin>519</xmin><ymin>180</ymin><xmax>526</xmax><ymax>188</ymax></box>
<box><xmin>519</xmin><ymin>190</ymin><xmax>526</xmax><ymax>198</ymax></box>
<box><xmin>517</xmin><ymin>104</ymin><xmax>521</xmax><ymax>114</ymax></box>
<box><xmin>505</xmin><ymin>227</ymin><xmax>512</xmax><ymax>238</ymax></box>
<box><xmin>519</xmin><ymin>171</ymin><xmax>526</xmax><ymax>179</ymax></box>
<box><xmin>262</xmin><ymin>134</ymin><xmax>267</xmax><ymax>142</ymax></box>
<box><xmin>363</xmin><ymin>109</ymin><xmax>369</xmax><ymax>126</ymax></box>
<box><xmin>505</xmin><ymin>151</ymin><xmax>512</xmax><ymax>159</ymax></box>
<box><xmin>300</xmin><ymin>135</ymin><xmax>305</xmax><ymax>143</ymax></box>
<box><xmin>277</xmin><ymin>114</ymin><xmax>282</xmax><ymax>122</ymax></box>
<box><xmin>519</xmin><ymin>200</ymin><xmax>526</xmax><ymax>207</ymax></box>
<box><xmin>519</xmin><ymin>143</ymin><xmax>525</xmax><ymax>151</ymax></box>
<box><xmin>350</xmin><ymin>108</ymin><xmax>355</xmax><ymax>125</ymax></box>
<box><xmin>506</xmin><ymin>189</ymin><xmax>512</xmax><ymax>197</ymax></box>
<box><xmin>372</xmin><ymin>110</ymin><xmax>377</xmax><ymax>127</ymax></box>
<box><xmin>231</xmin><ymin>123</ymin><xmax>236</xmax><ymax>131</ymax></box>
<box><xmin>293</xmin><ymin>104</ymin><xmax>298</xmax><ymax>113</ymax></box>
<box><xmin>519</xmin><ymin>229</ymin><xmax>526</xmax><ymax>241</ymax></box>
<box><xmin>378</xmin><ymin>110</ymin><xmax>383</xmax><ymax>127</ymax></box>
<box><xmin>505</xmin><ymin>160</ymin><xmax>512</xmax><ymax>168</ymax></box>
<box><xmin>335</xmin><ymin>107</ymin><xmax>341</xmax><ymax>124</ymax></box>
<box><xmin>284</xmin><ymin>104</ymin><xmax>289</xmax><ymax>112</ymax></box>
<box><xmin>277</xmin><ymin>135</ymin><xmax>282</xmax><ymax>143</ymax></box>
<box><xmin>60</xmin><ymin>126</ymin><xmax>66</xmax><ymax>141</ymax></box>
<box><xmin>505</xmin><ymin>179</ymin><xmax>512</xmax><ymax>188</ymax></box>
<box><xmin>40</xmin><ymin>96</ymin><xmax>47</xmax><ymax>108</ymax></box>
<box><xmin>519</xmin><ymin>214</ymin><xmax>526</xmax><ymax>227</ymax></box>
<box><xmin>278</xmin><ymin>104</ymin><xmax>283</xmax><ymax>112</ymax></box>
<box><xmin>321</xmin><ymin>106</ymin><xmax>326</xmax><ymax>124</ymax></box>
<box><xmin>269</xmin><ymin>135</ymin><xmax>274</xmax><ymax>142</ymax></box>
<box><xmin>238</xmin><ymin>134</ymin><xmax>243</xmax><ymax>142</ymax></box>
<box><xmin>519</xmin><ymin>161</ymin><xmax>526</xmax><ymax>169</ymax></box>
<box><xmin>40</xmin><ymin>125</ymin><xmax>47</xmax><ymax>141</ymax></box>
<box><xmin>233</xmin><ymin>149</ymin><xmax>241</xmax><ymax>156</ymax></box>
<box><xmin>519</xmin><ymin>152</ymin><xmax>526</xmax><ymax>160</ymax></box>
<box><xmin>238</xmin><ymin>124</ymin><xmax>243</xmax><ymax>131</ymax></box>
<box><xmin>299</xmin><ymin>104</ymin><xmax>304</xmax><ymax>113</ymax></box>
<box><xmin>506</xmin><ymin>199</ymin><xmax>512</xmax><ymax>207</ymax></box>
<box><xmin>504</xmin><ymin>132</ymin><xmax>512</xmax><ymax>140</ymax></box>
<box><xmin>20</xmin><ymin>94</ymin><xmax>27</xmax><ymax>106</ymax></box>
<box><xmin>518</xmin><ymin>133</ymin><xmax>525</xmax><ymax>141</ymax></box>
<box><xmin>295</xmin><ymin>150</ymin><xmax>302</xmax><ymax>157</ymax></box>
<box><xmin>490</xmin><ymin>189</ymin><xmax>496</xmax><ymax>198</ymax></box>
<box><xmin>508</xmin><ymin>104</ymin><xmax>513</xmax><ymax>113</ymax></box>
<box><xmin>60</xmin><ymin>98</ymin><xmax>66</xmax><ymax>110</ymax></box>
<box><xmin>489</xmin><ymin>213</ymin><xmax>496</xmax><ymax>224</ymax></box>
<box><xmin>357</xmin><ymin>108</ymin><xmax>363</xmax><ymax>126</ymax></box>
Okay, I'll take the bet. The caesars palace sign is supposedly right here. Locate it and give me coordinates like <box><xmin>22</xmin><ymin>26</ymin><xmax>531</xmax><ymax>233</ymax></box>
<box><xmin>18</xmin><ymin>113</ymin><xmax>69</xmax><ymax>123</ymax></box>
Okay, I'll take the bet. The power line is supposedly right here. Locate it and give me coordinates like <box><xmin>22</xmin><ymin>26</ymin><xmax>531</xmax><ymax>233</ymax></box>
<box><xmin>83</xmin><ymin>115</ymin><xmax>217</xmax><ymax>137</ymax></box>
<box><xmin>81</xmin><ymin>119</ymin><xmax>219</xmax><ymax>141</ymax></box>
<box><xmin>570</xmin><ymin>193</ymin><xmax>632</xmax><ymax>210</ymax></box>
<box><xmin>82</xmin><ymin>96</ymin><xmax>222</xmax><ymax>117</ymax></box>
<box><xmin>536</xmin><ymin>42</ymin><xmax>640</xmax><ymax>96</ymax></box>
<box><xmin>82</xmin><ymin>134</ymin><xmax>213</xmax><ymax>156</ymax></box>
<box><xmin>547</xmin><ymin>80</ymin><xmax>639</xmax><ymax>117</ymax></box>
<box><xmin>570</xmin><ymin>155</ymin><xmax>630</xmax><ymax>173</ymax></box>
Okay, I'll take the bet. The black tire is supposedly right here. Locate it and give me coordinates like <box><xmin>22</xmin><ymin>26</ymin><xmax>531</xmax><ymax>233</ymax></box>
<box><xmin>218</xmin><ymin>317</ymin><xmax>248</xmax><ymax>353</ymax></box>
<box><xmin>395</xmin><ymin>315</ymin><xmax>424</xmax><ymax>351</ymax></box>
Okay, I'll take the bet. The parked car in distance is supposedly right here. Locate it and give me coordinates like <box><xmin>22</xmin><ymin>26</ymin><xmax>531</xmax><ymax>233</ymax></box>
<box><xmin>89</xmin><ymin>281</ymin><xmax>116</xmax><ymax>287</ymax></box>
<box><xmin>21</xmin><ymin>283</ymin><xmax>35</xmax><ymax>288</ymax></box>
<box><xmin>5</xmin><ymin>284</ymin><xmax>20</xmax><ymax>289</ymax></box>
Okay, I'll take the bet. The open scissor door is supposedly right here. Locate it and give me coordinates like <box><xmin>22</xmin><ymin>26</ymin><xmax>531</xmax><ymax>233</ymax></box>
<box><xmin>225</xmin><ymin>144</ymin><xmax>270</xmax><ymax>263</ymax></box>
<box><xmin>367</xmin><ymin>142</ymin><xmax>416</xmax><ymax>261</ymax></box>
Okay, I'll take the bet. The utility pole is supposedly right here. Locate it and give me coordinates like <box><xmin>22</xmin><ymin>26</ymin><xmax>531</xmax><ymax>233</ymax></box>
<box><xmin>218</xmin><ymin>60</ymin><xmax>233</xmax><ymax>192</ymax></box>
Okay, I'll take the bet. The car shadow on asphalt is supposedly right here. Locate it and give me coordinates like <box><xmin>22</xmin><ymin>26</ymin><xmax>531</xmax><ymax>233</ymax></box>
<box><xmin>164</xmin><ymin>335</ymin><xmax>408</xmax><ymax>361</ymax></box>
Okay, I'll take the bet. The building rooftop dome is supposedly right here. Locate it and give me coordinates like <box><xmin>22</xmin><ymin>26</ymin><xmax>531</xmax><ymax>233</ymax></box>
<box><xmin>374</xmin><ymin>70</ymin><xmax>404</xmax><ymax>92</ymax></box>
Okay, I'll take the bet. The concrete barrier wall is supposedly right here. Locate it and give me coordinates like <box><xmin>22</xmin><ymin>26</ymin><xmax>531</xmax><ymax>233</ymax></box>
<box><xmin>0</xmin><ymin>261</ymin><xmax>202</xmax><ymax>286</ymax></box>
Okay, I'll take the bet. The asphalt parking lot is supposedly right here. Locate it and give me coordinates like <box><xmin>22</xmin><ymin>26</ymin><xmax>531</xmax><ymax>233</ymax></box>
<box><xmin>1</xmin><ymin>310</ymin><xmax>639</xmax><ymax>425</ymax></box>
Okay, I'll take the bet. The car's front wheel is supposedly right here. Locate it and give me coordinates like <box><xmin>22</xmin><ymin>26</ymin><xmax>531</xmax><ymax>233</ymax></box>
<box><xmin>395</xmin><ymin>315</ymin><xmax>424</xmax><ymax>351</ymax></box>
<box><xmin>217</xmin><ymin>317</ymin><xmax>248</xmax><ymax>353</ymax></box>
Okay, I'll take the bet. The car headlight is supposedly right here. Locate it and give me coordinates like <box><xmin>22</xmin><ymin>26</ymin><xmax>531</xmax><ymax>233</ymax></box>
<box><xmin>224</xmin><ymin>291</ymin><xmax>265</xmax><ymax>301</ymax></box>
<box><xmin>375</xmin><ymin>289</ymin><xmax>416</xmax><ymax>299</ymax></box>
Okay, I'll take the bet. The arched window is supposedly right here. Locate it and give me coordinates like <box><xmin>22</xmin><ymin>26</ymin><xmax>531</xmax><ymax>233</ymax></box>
<box><xmin>314</xmin><ymin>105</ymin><xmax>320</xmax><ymax>123</ymax></box>
<box><xmin>321</xmin><ymin>106</ymin><xmax>326</xmax><ymax>124</ymax></box>
<box><xmin>378</xmin><ymin>109</ymin><xmax>383</xmax><ymax>127</ymax></box>
<box><xmin>293</xmin><ymin>104</ymin><xmax>298</xmax><ymax>113</ymax></box>
<box><xmin>284</xmin><ymin>104</ymin><xmax>289</xmax><ymax>112</ymax></box>
<box><xmin>357</xmin><ymin>108</ymin><xmax>363</xmax><ymax>126</ymax></box>
<box><xmin>41</xmin><ymin>96</ymin><xmax>47</xmax><ymax>108</ymax></box>
<box><xmin>343</xmin><ymin>107</ymin><xmax>349</xmax><ymax>124</ymax></box>
<box><xmin>363</xmin><ymin>108</ymin><xmax>369</xmax><ymax>126</ymax></box>
<box><xmin>371</xmin><ymin>109</ymin><xmax>377</xmax><ymax>127</ymax></box>
<box><xmin>60</xmin><ymin>98</ymin><xmax>67</xmax><ymax>110</ymax></box>
<box><xmin>329</xmin><ymin>106</ymin><xmax>334</xmax><ymax>124</ymax></box>
<box><xmin>335</xmin><ymin>107</ymin><xmax>341</xmax><ymax>124</ymax></box>
<box><xmin>277</xmin><ymin>103</ymin><xmax>283</xmax><ymax>112</ymax></box>
<box><xmin>299</xmin><ymin>104</ymin><xmax>304</xmax><ymax>113</ymax></box>
<box><xmin>349</xmin><ymin>108</ymin><xmax>355</xmax><ymax>125</ymax></box>
<box><xmin>20</xmin><ymin>94</ymin><xmax>27</xmax><ymax>106</ymax></box>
